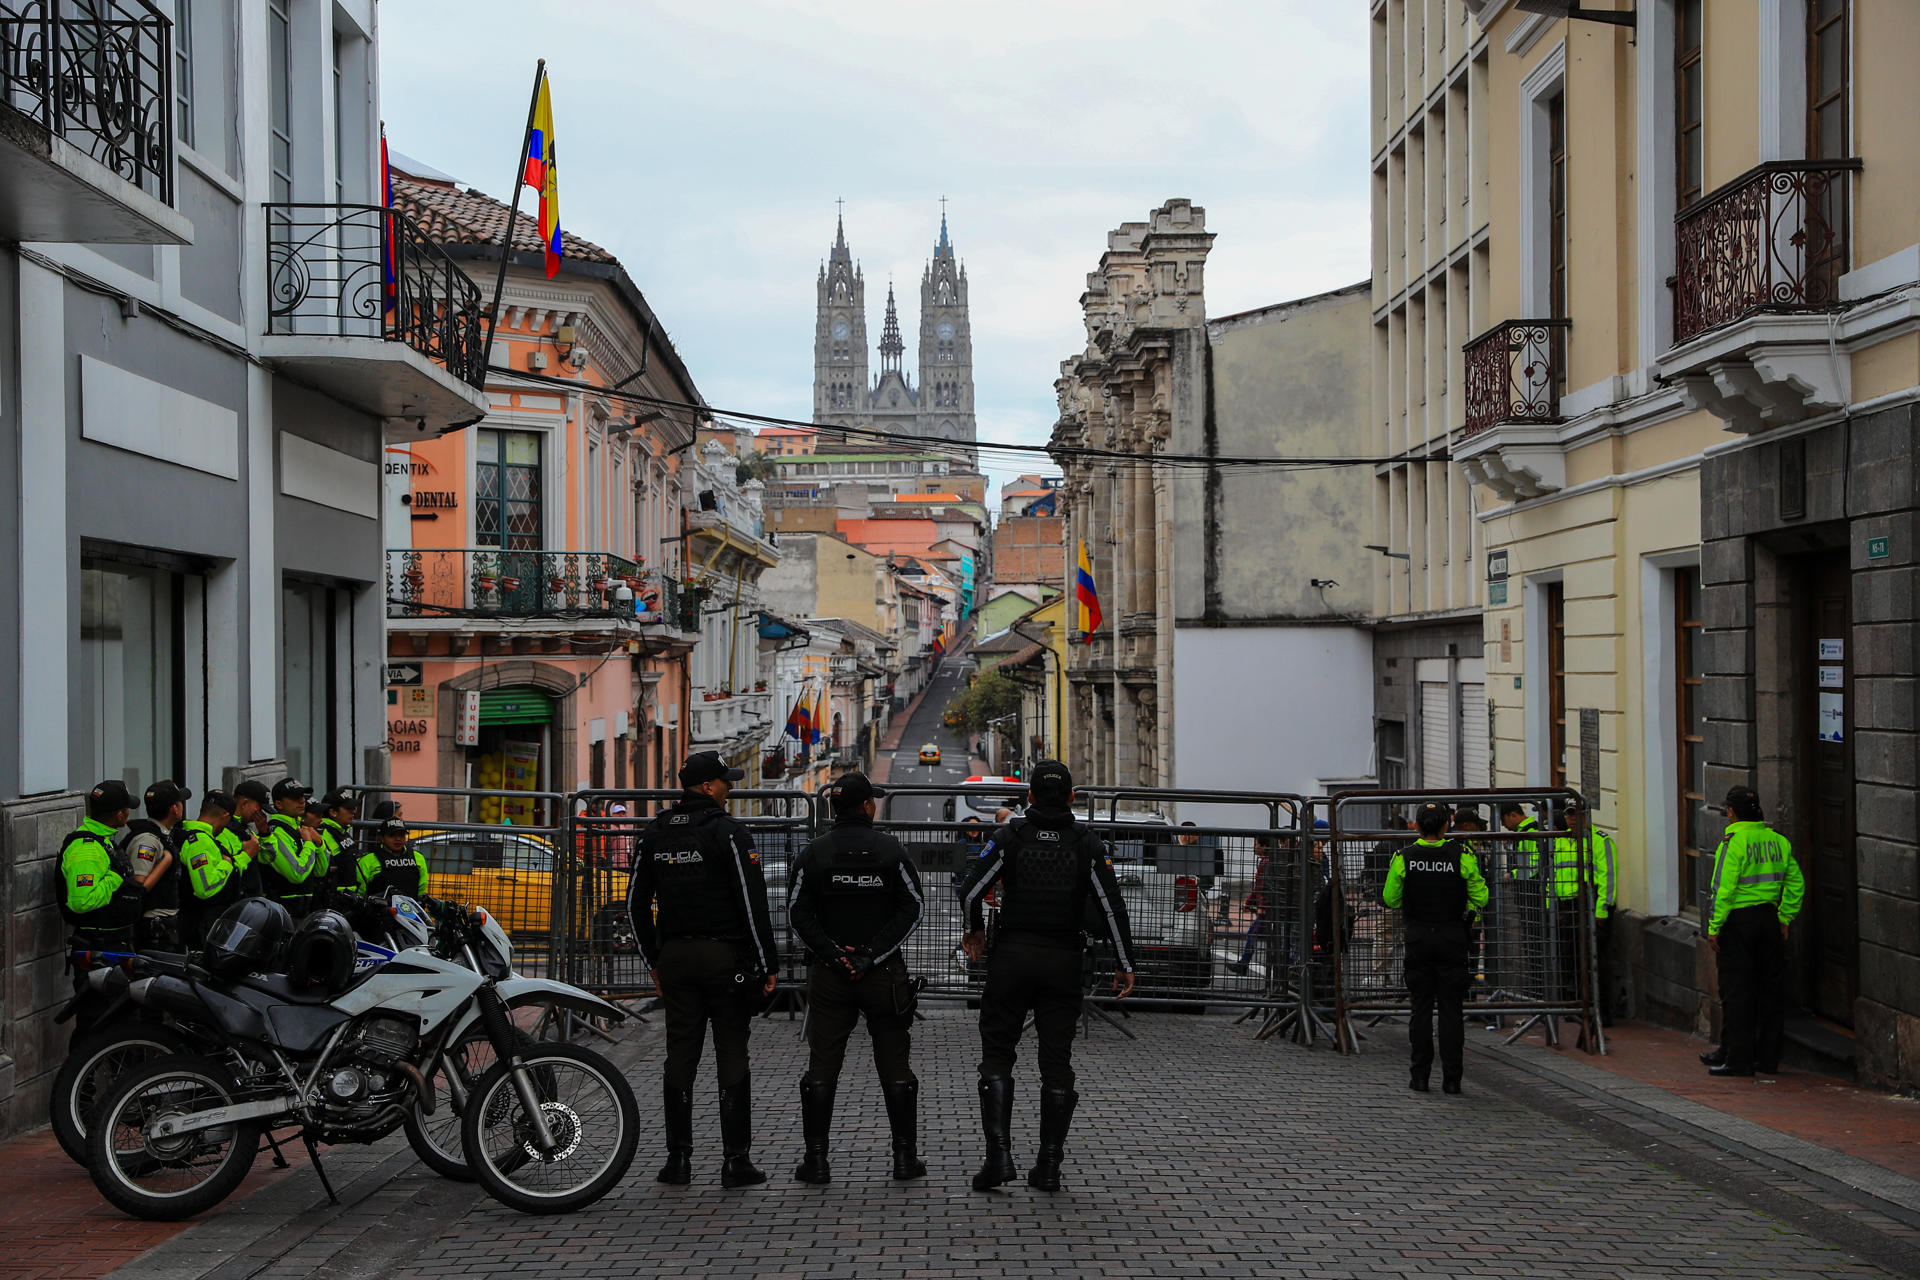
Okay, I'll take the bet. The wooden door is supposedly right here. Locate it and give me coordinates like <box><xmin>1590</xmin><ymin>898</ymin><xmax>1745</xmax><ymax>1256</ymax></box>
<box><xmin>1800</xmin><ymin>552</ymin><xmax>1857</xmax><ymax>1024</ymax></box>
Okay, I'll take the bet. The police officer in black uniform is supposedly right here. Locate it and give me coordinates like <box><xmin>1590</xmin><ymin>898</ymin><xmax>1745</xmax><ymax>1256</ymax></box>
<box><xmin>627</xmin><ymin>750</ymin><xmax>778</xmax><ymax>1189</ymax></box>
<box><xmin>1382</xmin><ymin>802</ymin><xmax>1489</xmax><ymax>1094</ymax></box>
<box><xmin>787</xmin><ymin>771</ymin><xmax>927</xmax><ymax>1184</ymax></box>
<box><xmin>954</xmin><ymin>759</ymin><xmax>1135</xmax><ymax>1194</ymax></box>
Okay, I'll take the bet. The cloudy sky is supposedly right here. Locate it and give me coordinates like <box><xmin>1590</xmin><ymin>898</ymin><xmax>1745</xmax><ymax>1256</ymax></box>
<box><xmin>379</xmin><ymin>1</ymin><xmax>1371</xmax><ymax>495</ymax></box>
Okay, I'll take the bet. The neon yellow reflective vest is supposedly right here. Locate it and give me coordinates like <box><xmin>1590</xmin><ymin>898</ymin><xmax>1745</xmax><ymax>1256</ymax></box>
<box><xmin>1708</xmin><ymin>821</ymin><xmax>1805</xmax><ymax>936</ymax></box>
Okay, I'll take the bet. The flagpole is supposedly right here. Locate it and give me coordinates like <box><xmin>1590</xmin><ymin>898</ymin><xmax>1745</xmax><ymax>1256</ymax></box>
<box><xmin>484</xmin><ymin>58</ymin><xmax>546</xmax><ymax>355</ymax></box>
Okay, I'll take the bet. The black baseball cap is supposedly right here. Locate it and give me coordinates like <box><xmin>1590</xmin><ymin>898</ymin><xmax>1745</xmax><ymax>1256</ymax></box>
<box><xmin>679</xmin><ymin>750</ymin><xmax>745</xmax><ymax>787</ymax></box>
<box><xmin>828</xmin><ymin>771</ymin><xmax>884</xmax><ymax>810</ymax></box>
<box><xmin>234</xmin><ymin>779</ymin><xmax>272</xmax><ymax>807</ymax></box>
<box><xmin>370</xmin><ymin>800</ymin><xmax>403</xmax><ymax>821</ymax></box>
<box><xmin>379</xmin><ymin>817</ymin><xmax>409</xmax><ymax>839</ymax></box>
<box><xmin>144</xmin><ymin>779</ymin><xmax>192</xmax><ymax>811</ymax></box>
<box><xmin>320</xmin><ymin>787</ymin><xmax>356</xmax><ymax>810</ymax></box>
<box><xmin>271</xmin><ymin>777</ymin><xmax>312</xmax><ymax>803</ymax></box>
<box><xmin>201</xmin><ymin>788</ymin><xmax>236</xmax><ymax>815</ymax></box>
<box><xmin>1028</xmin><ymin>759</ymin><xmax>1073</xmax><ymax>802</ymax></box>
<box><xmin>88</xmin><ymin>779</ymin><xmax>135</xmax><ymax>810</ymax></box>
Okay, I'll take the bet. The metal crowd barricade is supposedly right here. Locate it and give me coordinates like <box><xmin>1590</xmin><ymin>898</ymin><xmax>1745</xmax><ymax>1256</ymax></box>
<box><xmin>350</xmin><ymin>783</ymin><xmax>571</xmax><ymax>982</ymax></box>
<box><xmin>874</xmin><ymin>784</ymin><xmax>1309</xmax><ymax>1017</ymax></box>
<box><xmin>1325</xmin><ymin>788</ymin><xmax>1601</xmax><ymax>1056</ymax></box>
<box><xmin>565</xmin><ymin>788</ymin><xmax>820</xmax><ymax>1003</ymax></box>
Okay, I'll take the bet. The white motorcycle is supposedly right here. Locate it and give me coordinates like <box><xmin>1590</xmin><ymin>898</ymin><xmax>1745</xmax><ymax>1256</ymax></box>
<box><xmin>87</xmin><ymin>897</ymin><xmax>638</xmax><ymax>1219</ymax></box>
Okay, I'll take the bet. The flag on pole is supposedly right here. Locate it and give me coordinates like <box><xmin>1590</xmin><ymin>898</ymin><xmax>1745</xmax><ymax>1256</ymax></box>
<box><xmin>784</xmin><ymin>694</ymin><xmax>807</xmax><ymax>742</ymax></box>
<box><xmin>379</xmin><ymin>124</ymin><xmax>395</xmax><ymax>319</ymax></box>
<box><xmin>807</xmin><ymin>687</ymin><xmax>823</xmax><ymax>745</ymax></box>
<box><xmin>1074</xmin><ymin>540</ymin><xmax>1103</xmax><ymax>641</ymax></box>
<box><xmin>522</xmin><ymin>74</ymin><xmax>562</xmax><ymax>278</ymax></box>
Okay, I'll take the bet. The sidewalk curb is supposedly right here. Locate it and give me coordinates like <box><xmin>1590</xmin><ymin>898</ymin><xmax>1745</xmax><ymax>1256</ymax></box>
<box><xmin>1471</xmin><ymin>1032</ymin><xmax>1920</xmax><ymax>1228</ymax></box>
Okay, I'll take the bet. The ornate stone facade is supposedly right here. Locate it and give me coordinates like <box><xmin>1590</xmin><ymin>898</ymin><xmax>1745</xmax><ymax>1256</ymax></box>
<box><xmin>1050</xmin><ymin>200</ymin><xmax>1212</xmax><ymax>789</ymax></box>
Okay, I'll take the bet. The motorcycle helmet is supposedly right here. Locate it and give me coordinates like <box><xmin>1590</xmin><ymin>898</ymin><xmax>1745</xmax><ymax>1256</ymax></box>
<box><xmin>201</xmin><ymin>898</ymin><xmax>293</xmax><ymax>980</ymax></box>
<box><xmin>285</xmin><ymin>910</ymin><xmax>357</xmax><ymax>995</ymax></box>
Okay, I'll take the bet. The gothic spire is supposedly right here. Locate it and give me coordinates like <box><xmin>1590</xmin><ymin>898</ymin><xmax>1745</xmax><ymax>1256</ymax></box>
<box><xmin>936</xmin><ymin>197</ymin><xmax>953</xmax><ymax>257</ymax></box>
<box><xmin>879</xmin><ymin>282</ymin><xmax>904</xmax><ymax>373</ymax></box>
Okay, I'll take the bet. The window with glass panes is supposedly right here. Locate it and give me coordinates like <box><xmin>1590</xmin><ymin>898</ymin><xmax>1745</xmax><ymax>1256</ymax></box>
<box><xmin>1547</xmin><ymin>91</ymin><xmax>1568</xmax><ymax>398</ymax></box>
<box><xmin>476</xmin><ymin>430</ymin><xmax>543</xmax><ymax>550</ymax></box>
<box><xmin>1806</xmin><ymin>0</ymin><xmax>1850</xmax><ymax>302</ymax></box>
<box><xmin>1675</xmin><ymin>568</ymin><xmax>1706</xmax><ymax>911</ymax></box>
<box><xmin>81</xmin><ymin>561</ymin><xmax>186</xmax><ymax>794</ymax></box>
<box><xmin>173</xmin><ymin>0</ymin><xmax>194</xmax><ymax>149</ymax></box>
<box><xmin>1676</xmin><ymin>0</ymin><xmax>1703</xmax><ymax>209</ymax></box>
<box><xmin>267</xmin><ymin>0</ymin><xmax>292</xmax><ymax>201</ymax></box>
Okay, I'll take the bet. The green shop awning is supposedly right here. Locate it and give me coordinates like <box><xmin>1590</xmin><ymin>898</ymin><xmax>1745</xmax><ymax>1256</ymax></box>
<box><xmin>478</xmin><ymin>688</ymin><xmax>555</xmax><ymax>726</ymax></box>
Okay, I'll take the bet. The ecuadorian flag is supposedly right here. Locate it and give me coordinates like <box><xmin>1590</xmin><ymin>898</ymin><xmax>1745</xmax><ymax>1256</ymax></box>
<box><xmin>522</xmin><ymin>76</ymin><xmax>562</xmax><ymax>279</ymax></box>
<box><xmin>1074</xmin><ymin>540</ymin><xmax>1103</xmax><ymax>641</ymax></box>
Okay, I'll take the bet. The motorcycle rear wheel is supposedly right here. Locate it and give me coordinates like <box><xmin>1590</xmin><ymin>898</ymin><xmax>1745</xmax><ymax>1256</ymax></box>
<box><xmin>459</xmin><ymin>1042</ymin><xmax>637</xmax><ymax>1214</ymax></box>
<box><xmin>51</xmin><ymin>1019</ymin><xmax>189</xmax><ymax>1165</ymax></box>
<box><xmin>87</xmin><ymin>1054</ymin><xmax>262</xmax><ymax>1222</ymax></box>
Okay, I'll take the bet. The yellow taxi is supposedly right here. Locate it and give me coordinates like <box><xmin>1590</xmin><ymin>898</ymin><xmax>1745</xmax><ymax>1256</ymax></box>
<box><xmin>918</xmin><ymin>743</ymin><xmax>942</xmax><ymax>766</ymax></box>
<box><xmin>409</xmin><ymin>828</ymin><xmax>558</xmax><ymax>939</ymax></box>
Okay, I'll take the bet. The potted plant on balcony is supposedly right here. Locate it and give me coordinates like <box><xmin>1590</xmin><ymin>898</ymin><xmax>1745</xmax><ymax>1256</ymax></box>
<box><xmin>547</xmin><ymin>573</ymin><xmax>571</xmax><ymax>609</ymax></box>
<box><xmin>754</xmin><ymin>680</ymin><xmax>767</xmax><ymax>692</ymax></box>
<box><xmin>499</xmin><ymin>576</ymin><xmax>521</xmax><ymax>594</ymax></box>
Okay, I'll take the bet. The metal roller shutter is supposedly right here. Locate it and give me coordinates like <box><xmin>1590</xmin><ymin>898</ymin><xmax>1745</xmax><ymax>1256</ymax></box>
<box><xmin>1420</xmin><ymin>681</ymin><xmax>1453</xmax><ymax>788</ymax></box>
<box><xmin>477</xmin><ymin>688</ymin><xmax>555</xmax><ymax>725</ymax></box>
<box><xmin>1460</xmin><ymin>682</ymin><xmax>1489</xmax><ymax>789</ymax></box>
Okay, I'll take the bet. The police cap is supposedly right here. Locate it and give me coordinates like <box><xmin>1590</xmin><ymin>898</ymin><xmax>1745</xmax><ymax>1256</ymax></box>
<box><xmin>144</xmin><ymin>779</ymin><xmax>192</xmax><ymax>815</ymax></box>
<box><xmin>233</xmin><ymin>779</ymin><xmax>272</xmax><ymax>807</ymax></box>
<box><xmin>272</xmin><ymin>777</ymin><xmax>312</xmax><ymax>803</ymax></box>
<box><xmin>379</xmin><ymin>817</ymin><xmax>410</xmax><ymax>840</ymax></box>
<box><xmin>828</xmin><ymin>771</ymin><xmax>884</xmax><ymax>812</ymax></box>
<box><xmin>679</xmin><ymin>750</ymin><xmax>745</xmax><ymax>787</ymax></box>
<box><xmin>201</xmin><ymin>788</ymin><xmax>237</xmax><ymax>816</ymax></box>
<box><xmin>1028</xmin><ymin>759</ymin><xmax>1073</xmax><ymax>804</ymax></box>
<box><xmin>88</xmin><ymin>779</ymin><xmax>135</xmax><ymax>810</ymax></box>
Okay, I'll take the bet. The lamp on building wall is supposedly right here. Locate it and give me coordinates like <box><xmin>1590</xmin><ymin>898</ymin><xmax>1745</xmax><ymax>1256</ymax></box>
<box><xmin>1514</xmin><ymin>0</ymin><xmax>1635</xmax><ymax>26</ymax></box>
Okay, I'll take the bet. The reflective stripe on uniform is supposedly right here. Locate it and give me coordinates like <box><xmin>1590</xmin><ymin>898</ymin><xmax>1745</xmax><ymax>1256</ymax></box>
<box><xmin>1739</xmin><ymin>872</ymin><xmax>1784</xmax><ymax>884</ymax></box>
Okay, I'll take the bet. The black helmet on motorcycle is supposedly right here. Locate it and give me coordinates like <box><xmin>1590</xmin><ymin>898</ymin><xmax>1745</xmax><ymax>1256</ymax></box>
<box><xmin>200</xmin><ymin>898</ymin><xmax>293</xmax><ymax>979</ymax></box>
<box><xmin>286</xmin><ymin>910</ymin><xmax>358</xmax><ymax>995</ymax></box>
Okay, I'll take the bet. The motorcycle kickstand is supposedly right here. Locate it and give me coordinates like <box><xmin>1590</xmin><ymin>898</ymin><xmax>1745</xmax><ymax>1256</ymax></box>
<box><xmin>259</xmin><ymin>1128</ymin><xmax>292</xmax><ymax>1169</ymax></box>
<box><xmin>301</xmin><ymin>1133</ymin><xmax>339</xmax><ymax>1205</ymax></box>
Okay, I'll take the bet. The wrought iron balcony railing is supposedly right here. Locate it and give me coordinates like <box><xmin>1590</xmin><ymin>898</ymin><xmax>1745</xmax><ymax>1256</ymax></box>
<box><xmin>1461</xmin><ymin>318</ymin><xmax>1571</xmax><ymax>437</ymax></box>
<box><xmin>386</xmin><ymin>549</ymin><xmax>646</xmax><ymax>619</ymax></box>
<box><xmin>267</xmin><ymin>203</ymin><xmax>488</xmax><ymax>389</ymax></box>
<box><xmin>1</xmin><ymin>0</ymin><xmax>173</xmax><ymax>202</ymax></box>
<box><xmin>1672</xmin><ymin>159</ymin><xmax>1862</xmax><ymax>346</ymax></box>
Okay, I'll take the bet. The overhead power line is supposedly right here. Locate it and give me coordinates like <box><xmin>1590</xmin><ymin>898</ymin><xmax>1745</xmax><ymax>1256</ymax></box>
<box><xmin>482</xmin><ymin>364</ymin><xmax>1449</xmax><ymax>472</ymax></box>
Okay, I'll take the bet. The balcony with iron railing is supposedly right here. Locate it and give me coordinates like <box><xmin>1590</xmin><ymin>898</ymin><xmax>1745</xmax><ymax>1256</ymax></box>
<box><xmin>1452</xmin><ymin>318</ymin><xmax>1573</xmax><ymax>503</ymax></box>
<box><xmin>1659</xmin><ymin>159</ymin><xmax>1864</xmax><ymax>435</ymax></box>
<box><xmin>0</xmin><ymin>0</ymin><xmax>192</xmax><ymax>242</ymax></box>
<box><xmin>385</xmin><ymin>549</ymin><xmax>647</xmax><ymax>621</ymax></box>
<box><xmin>264</xmin><ymin>203</ymin><xmax>489</xmax><ymax>433</ymax></box>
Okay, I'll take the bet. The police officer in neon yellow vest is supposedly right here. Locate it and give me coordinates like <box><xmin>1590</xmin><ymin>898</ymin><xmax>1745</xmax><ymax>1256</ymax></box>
<box><xmin>1550</xmin><ymin>800</ymin><xmax>1616</xmax><ymax>1023</ymax></box>
<box><xmin>1702</xmin><ymin>786</ymin><xmax>1804</xmax><ymax>1078</ymax></box>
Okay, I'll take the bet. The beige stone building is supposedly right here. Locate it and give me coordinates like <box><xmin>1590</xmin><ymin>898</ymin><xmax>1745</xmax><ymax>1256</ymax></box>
<box><xmin>1370</xmin><ymin>0</ymin><xmax>1493</xmax><ymax>792</ymax></box>
<box><xmin>1052</xmin><ymin>201</ymin><xmax>1213</xmax><ymax>789</ymax></box>
<box><xmin>1460</xmin><ymin>0</ymin><xmax>1920</xmax><ymax>1083</ymax></box>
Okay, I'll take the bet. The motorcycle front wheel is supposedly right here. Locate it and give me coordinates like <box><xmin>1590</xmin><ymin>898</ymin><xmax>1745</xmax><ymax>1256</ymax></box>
<box><xmin>87</xmin><ymin>1054</ymin><xmax>261</xmax><ymax>1221</ymax></box>
<box><xmin>405</xmin><ymin>1024</ymin><xmax>537</xmax><ymax>1181</ymax></box>
<box><xmin>459</xmin><ymin>1042</ymin><xmax>637</xmax><ymax>1214</ymax></box>
<box><xmin>51</xmin><ymin>1019</ymin><xmax>190</xmax><ymax>1165</ymax></box>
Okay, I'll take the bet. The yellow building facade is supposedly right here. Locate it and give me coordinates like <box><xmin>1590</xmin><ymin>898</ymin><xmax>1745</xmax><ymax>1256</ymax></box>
<box><xmin>1460</xmin><ymin>0</ymin><xmax>1920</xmax><ymax>1080</ymax></box>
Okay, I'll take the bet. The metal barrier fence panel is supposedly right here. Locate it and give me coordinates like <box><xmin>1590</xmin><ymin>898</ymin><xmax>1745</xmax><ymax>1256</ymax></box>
<box><xmin>875</xmin><ymin>785</ymin><xmax>1310</xmax><ymax>1011</ymax></box>
<box><xmin>566</xmin><ymin>789</ymin><xmax>820</xmax><ymax>1000</ymax></box>
<box><xmin>351</xmin><ymin>783</ymin><xmax>571</xmax><ymax>982</ymax></box>
<box><xmin>1325</xmin><ymin>788</ymin><xmax>1601</xmax><ymax>1054</ymax></box>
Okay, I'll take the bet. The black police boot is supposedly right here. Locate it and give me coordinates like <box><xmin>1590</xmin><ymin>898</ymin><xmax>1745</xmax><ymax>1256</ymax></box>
<box><xmin>1441</xmin><ymin>1077</ymin><xmax>1462</xmax><ymax>1095</ymax></box>
<box><xmin>1699</xmin><ymin>1047</ymin><xmax>1727</xmax><ymax>1067</ymax></box>
<box><xmin>1707</xmin><ymin>1063</ymin><xmax>1755</xmax><ymax>1078</ymax></box>
<box><xmin>792</xmin><ymin>1078</ymin><xmax>834</xmax><ymax>1184</ymax></box>
<box><xmin>1409</xmin><ymin>1073</ymin><xmax>1430</xmax><ymax>1093</ymax></box>
<box><xmin>970</xmin><ymin>1076</ymin><xmax>1017</xmax><ymax>1192</ymax></box>
<box><xmin>718</xmin><ymin>1076</ymin><xmax>767</xmax><ymax>1188</ymax></box>
<box><xmin>1026</xmin><ymin>1086</ymin><xmax>1077</xmax><ymax>1193</ymax></box>
<box><xmin>882</xmin><ymin>1079</ymin><xmax>927</xmax><ymax>1180</ymax></box>
<box><xmin>657</xmin><ymin>1083</ymin><xmax>693</xmax><ymax>1185</ymax></box>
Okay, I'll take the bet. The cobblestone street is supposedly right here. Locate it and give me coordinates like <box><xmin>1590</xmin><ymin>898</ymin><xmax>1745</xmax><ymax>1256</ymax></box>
<box><xmin>52</xmin><ymin>1006</ymin><xmax>1910</xmax><ymax>1280</ymax></box>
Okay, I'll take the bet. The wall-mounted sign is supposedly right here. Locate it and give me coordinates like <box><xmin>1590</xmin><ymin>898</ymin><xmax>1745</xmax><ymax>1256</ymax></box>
<box><xmin>386</xmin><ymin>664</ymin><xmax>422</xmax><ymax>686</ymax></box>
<box><xmin>1819</xmin><ymin>666</ymin><xmax>1844</xmax><ymax>689</ymax></box>
<box><xmin>1579</xmin><ymin>708</ymin><xmax>1600</xmax><ymax>813</ymax></box>
<box><xmin>1487</xmin><ymin>550</ymin><xmax>1509</xmax><ymax>582</ymax></box>
<box><xmin>1818</xmin><ymin>638</ymin><xmax>1844</xmax><ymax>661</ymax></box>
<box><xmin>1489</xmin><ymin>581</ymin><xmax>1508</xmax><ymax>605</ymax></box>
<box><xmin>384</xmin><ymin>446</ymin><xmax>434</xmax><ymax>477</ymax></box>
<box><xmin>387</xmin><ymin>717</ymin><xmax>429</xmax><ymax>753</ymax></box>
<box><xmin>404</xmin><ymin>491</ymin><xmax>460</xmax><ymax>510</ymax></box>
<box><xmin>456</xmin><ymin>690</ymin><xmax>481</xmax><ymax>747</ymax></box>
<box><xmin>399</xmin><ymin>687</ymin><xmax>435</xmax><ymax>717</ymax></box>
<box><xmin>1867</xmin><ymin>536</ymin><xmax>1891</xmax><ymax>561</ymax></box>
<box><xmin>1818</xmin><ymin>692</ymin><xmax>1845</xmax><ymax>743</ymax></box>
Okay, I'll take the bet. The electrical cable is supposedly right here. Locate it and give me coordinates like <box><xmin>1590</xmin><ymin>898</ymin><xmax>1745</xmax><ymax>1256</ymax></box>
<box><xmin>483</xmin><ymin>363</ymin><xmax>1442</xmax><ymax>472</ymax></box>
